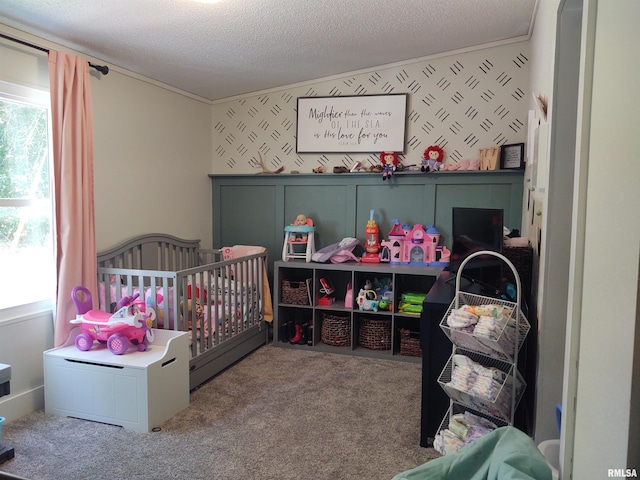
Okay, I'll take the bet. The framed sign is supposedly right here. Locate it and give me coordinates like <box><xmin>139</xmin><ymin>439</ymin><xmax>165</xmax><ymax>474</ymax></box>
<box><xmin>296</xmin><ymin>94</ymin><xmax>407</xmax><ymax>153</ymax></box>
<box><xmin>500</xmin><ymin>143</ymin><xmax>525</xmax><ymax>170</ymax></box>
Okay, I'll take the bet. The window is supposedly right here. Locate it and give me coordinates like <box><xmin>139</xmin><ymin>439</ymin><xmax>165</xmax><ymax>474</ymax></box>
<box><xmin>0</xmin><ymin>81</ymin><xmax>54</xmax><ymax>310</ymax></box>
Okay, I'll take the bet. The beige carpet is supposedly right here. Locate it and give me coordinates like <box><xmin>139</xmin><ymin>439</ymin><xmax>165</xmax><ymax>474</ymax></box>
<box><xmin>0</xmin><ymin>344</ymin><xmax>439</xmax><ymax>480</ymax></box>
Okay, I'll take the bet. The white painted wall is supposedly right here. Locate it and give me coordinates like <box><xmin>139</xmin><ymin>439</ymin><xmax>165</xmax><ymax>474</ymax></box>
<box><xmin>531</xmin><ymin>0</ymin><xmax>640</xmax><ymax>476</ymax></box>
<box><xmin>524</xmin><ymin>0</ymin><xmax>566</xmax><ymax>444</ymax></box>
<box><xmin>0</xmin><ymin>306</ymin><xmax>53</xmax><ymax>421</ymax></box>
<box><xmin>92</xmin><ymin>69</ymin><xmax>213</xmax><ymax>250</ymax></box>
<box><xmin>570</xmin><ymin>0</ymin><xmax>640</xmax><ymax>475</ymax></box>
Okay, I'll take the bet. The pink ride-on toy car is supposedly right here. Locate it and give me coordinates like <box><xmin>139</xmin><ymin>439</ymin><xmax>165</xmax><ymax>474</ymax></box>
<box><xmin>70</xmin><ymin>286</ymin><xmax>156</xmax><ymax>355</ymax></box>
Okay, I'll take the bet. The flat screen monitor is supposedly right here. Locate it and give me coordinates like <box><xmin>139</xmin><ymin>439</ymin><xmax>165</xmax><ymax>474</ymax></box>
<box><xmin>450</xmin><ymin>207</ymin><xmax>504</xmax><ymax>291</ymax></box>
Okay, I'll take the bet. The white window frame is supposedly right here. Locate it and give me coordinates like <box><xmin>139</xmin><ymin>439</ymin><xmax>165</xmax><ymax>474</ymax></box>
<box><xmin>0</xmin><ymin>80</ymin><xmax>55</xmax><ymax>317</ymax></box>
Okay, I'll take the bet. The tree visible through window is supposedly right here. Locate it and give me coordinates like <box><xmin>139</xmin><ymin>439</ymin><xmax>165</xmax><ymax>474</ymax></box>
<box><xmin>0</xmin><ymin>85</ymin><xmax>54</xmax><ymax>310</ymax></box>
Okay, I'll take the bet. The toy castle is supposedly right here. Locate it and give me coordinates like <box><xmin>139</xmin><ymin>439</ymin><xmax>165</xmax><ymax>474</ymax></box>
<box><xmin>380</xmin><ymin>219</ymin><xmax>450</xmax><ymax>266</ymax></box>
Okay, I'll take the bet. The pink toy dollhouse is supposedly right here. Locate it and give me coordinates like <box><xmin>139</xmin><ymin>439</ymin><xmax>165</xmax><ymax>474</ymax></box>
<box><xmin>380</xmin><ymin>219</ymin><xmax>450</xmax><ymax>266</ymax></box>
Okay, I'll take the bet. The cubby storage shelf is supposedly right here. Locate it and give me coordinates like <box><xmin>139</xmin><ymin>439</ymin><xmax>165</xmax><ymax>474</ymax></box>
<box><xmin>273</xmin><ymin>260</ymin><xmax>443</xmax><ymax>362</ymax></box>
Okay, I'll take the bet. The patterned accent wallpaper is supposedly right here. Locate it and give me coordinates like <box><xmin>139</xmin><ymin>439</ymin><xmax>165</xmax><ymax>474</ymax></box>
<box><xmin>211</xmin><ymin>41</ymin><xmax>529</xmax><ymax>174</ymax></box>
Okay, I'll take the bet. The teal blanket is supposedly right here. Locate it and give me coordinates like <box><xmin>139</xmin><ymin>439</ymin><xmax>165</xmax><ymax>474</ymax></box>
<box><xmin>393</xmin><ymin>427</ymin><xmax>552</xmax><ymax>480</ymax></box>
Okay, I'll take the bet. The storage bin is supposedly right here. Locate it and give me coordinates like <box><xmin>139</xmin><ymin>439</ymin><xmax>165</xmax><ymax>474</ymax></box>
<box><xmin>359</xmin><ymin>317</ymin><xmax>391</xmax><ymax>350</ymax></box>
<box><xmin>281</xmin><ymin>279</ymin><xmax>310</xmax><ymax>305</ymax></box>
<box><xmin>399</xmin><ymin>328</ymin><xmax>422</xmax><ymax>357</ymax></box>
<box><xmin>321</xmin><ymin>312</ymin><xmax>351</xmax><ymax>346</ymax></box>
<box><xmin>44</xmin><ymin>327</ymin><xmax>189</xmax><ymax>432</ymax></box>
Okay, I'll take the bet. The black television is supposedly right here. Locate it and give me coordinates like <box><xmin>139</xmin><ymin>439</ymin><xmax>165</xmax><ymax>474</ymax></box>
<box><xmin>450</xmin><ymin>207</ymin><xmax>504</xmax><ymax>293</ymax></box>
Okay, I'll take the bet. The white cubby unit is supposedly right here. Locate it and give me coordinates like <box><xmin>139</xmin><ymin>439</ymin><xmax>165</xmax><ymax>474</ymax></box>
<box><xmin>273</xmin><ymin>260</ymin><xmax>443</xmax><ymax>362</ymax></box>
<box><xmin>44</xmin><ymin>327</ymin><xmax>189</xmax><ymax>432</ymax></box>
<box><xmin>436</xmin><ymin>251</ymin><xmax>530</xmax><ymax>443</ymax></box>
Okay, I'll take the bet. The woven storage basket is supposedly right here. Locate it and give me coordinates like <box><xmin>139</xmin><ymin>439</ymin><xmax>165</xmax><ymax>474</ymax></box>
<box><xmin>281</xmin><ymin>279</ymin><xmax>310</xmax><ymax>305</ymax></box>
<box><xmin>359</xmin><ymin>318</ymin><xmax>391</xmax><ymax>350</ymax></box>
<box><xmin>399</xmin><ymin>328</ymin><xmax>422</xmax><ymax>357</ymax></box>
<box><xmin>321</xmin><ymin>312</ymin><xmax>351</xmax><ymax>346</ymax></box>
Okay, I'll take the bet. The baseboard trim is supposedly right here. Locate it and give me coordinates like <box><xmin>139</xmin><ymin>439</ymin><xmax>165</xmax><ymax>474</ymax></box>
<box><xmin>0</xmin><ymin>385</ymin><xmax>44</xmax><ymax>422</ymax></box>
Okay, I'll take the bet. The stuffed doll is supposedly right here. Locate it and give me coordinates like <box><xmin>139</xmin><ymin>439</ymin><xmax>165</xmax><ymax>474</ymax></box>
<box><xmin>290</xmin><ymin>214</ymin><xmax>309</xmax><ymax>241</ymax></box>
<box><xmin>421</xmin><ymin>145</ymin><xmax>445</xmax><ymax>172</ymax></box>
<box><xmin>380</xmin><ymin>152</ymin><xmax>399</xmax><ymax>180</ymax></box>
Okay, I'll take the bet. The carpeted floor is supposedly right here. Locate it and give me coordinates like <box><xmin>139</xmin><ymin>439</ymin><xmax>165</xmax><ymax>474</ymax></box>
<box><xmin>0</xmin><ymin>344</ymin><xmax>440</xmax><ymax>480</ymax></box>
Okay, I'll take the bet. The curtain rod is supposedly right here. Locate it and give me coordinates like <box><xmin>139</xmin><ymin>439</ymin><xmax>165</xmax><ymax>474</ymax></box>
<box><xmin>0</xmin><ymin>32</ymin><xmax>109</xmax><ymax>75</ymax></box>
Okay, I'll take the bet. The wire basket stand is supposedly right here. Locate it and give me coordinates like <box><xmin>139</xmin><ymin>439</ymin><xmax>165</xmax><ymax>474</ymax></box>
<box><xmin>438</xmin><ymin>250</ymin><xmax>529</xmax><ymax>430</ymax></box>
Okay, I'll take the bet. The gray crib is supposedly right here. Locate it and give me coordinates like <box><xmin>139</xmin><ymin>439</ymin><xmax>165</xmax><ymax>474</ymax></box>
<box><xmin>97</xmin><ymin>233</ymin><xmax>268</xmax><ymax>390</ymax></box>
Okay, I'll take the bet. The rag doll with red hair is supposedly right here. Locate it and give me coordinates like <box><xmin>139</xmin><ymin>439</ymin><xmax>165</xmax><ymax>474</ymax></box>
<box><xmin>380</xmin><ymin>151</ymin><xmax>399</xmax><ymax>180</ymax></box>
<box><xmin>421</xmin><ymin>145</ymin><xmax>445</xmax><ymax>172</ymax></box>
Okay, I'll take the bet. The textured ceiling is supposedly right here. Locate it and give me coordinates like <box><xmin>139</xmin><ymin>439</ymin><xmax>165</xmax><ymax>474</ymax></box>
<box><xmin>0</xmin><ymin>0</ymin><xmax>537</xmax><ymax>101</ymax></box>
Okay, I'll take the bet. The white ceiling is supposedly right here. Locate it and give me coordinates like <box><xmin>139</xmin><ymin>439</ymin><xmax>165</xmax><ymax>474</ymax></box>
<box><xmin>0</xmin><ymin>0</ymin><xmax>537</xmax><ymax>102</ymax></box>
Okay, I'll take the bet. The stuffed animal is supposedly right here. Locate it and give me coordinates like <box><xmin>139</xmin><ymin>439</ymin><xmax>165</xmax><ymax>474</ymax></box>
<box><xmin>439</xmin><ymin>159</ymin><xmax>481</xmax><ymax>171</ymax></box>
<box><xmin>380</xmin><ymin>152</ymin><xmax>399</xmax><ymax>180</ymax></box>
<box><xmin>421</xmin><ymin>145</ymin><xmax>445</xmax><ymax>172</ymax></box>
<box><xmin>181</xmin><ymin>298</ymin><xmax>204</xmax><ymax>325</ymax></box>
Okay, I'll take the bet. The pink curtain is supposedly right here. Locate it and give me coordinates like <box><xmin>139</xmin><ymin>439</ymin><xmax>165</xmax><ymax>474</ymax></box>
<box><xmin>49</xmin><ymin>51</ymin><xmax>97</xmax><ymax>347</ymax></box>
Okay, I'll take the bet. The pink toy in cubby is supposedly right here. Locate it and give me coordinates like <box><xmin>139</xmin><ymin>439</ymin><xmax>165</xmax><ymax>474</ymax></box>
<box><xmin>379</xmin><ymin>219</ymin><xmax>450</xmax><ymax>266</ymax></box>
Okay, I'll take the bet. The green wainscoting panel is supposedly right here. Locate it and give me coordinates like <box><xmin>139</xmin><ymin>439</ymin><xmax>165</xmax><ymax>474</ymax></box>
<box><xmin>214</xmin><ymin>184</ymin><xmax>278</xmax><ymax>253</ymax></box>
<box><xmin>355</xmin><ymin>183</ymin><xmax>436</xmax><ymax>238</ymax></box>
<box><xmin>210</xmin><ymin>171</ymin><xmax>524</xmax><ymax>275</ymax></box>
<box><xmin>283</xmin><ymin>184</ymin><xmax>351</xmax><ymax>249</ymax></box>
<box><xmin>433</xmin><ymin>182</ymin><xmax>521</xmax><ymax>245</ymax></box>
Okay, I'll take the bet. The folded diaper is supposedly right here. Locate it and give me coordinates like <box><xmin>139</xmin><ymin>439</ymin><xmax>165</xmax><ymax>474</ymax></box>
<box><xmin>434</xmin><ymin>411</ymin><xmax>497</xmax><ymax>455</ymax></box>
<box><xmin>448</xmin><ymin>354</ymin><xmax>508</xmax><ymax>402</ymax></box>
<box><xmin>433</xmin><ymin>428</ymin><xmax>466</xmax><ymax>456</ymax></box>
<box><xmin>447</xmin><ymin>308</ymin><xmax>478</xmax><ymax>328</ymax></box>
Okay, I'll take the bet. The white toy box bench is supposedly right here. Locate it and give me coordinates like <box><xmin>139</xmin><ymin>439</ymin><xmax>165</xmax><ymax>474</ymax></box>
<box><xmin>44</xmin><ymin>327</ymin><xmax>189</xmax><ymax>432</ymax></box>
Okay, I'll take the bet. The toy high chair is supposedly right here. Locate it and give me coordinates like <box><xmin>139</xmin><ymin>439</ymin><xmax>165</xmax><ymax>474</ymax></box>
<box><xmin>282</xmin><ymin>215</ymin><xmax>316</xmax><ymax>262</ymax></box>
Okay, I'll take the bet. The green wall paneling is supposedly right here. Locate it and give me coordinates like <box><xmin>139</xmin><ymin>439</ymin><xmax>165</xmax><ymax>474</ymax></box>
<box><xmin>283</xmin><ymin>184</ymin><xmax>351</xmax><ymax>249</ymax></box>
<box><xmin>433</xmin><ymin>181</ymin><xmax>521</xmax><ymax>246</ymax></box>
<box><xmin>210</xmin><ymin>171</ymin><xmax>524</xmax><ymax>276</ymax></box>
<box><xmin>212</xmin><ymin>183</ymin><xmax>279</xmax><ymax>255</ymax></box>
<box><xmin>355</xmin><ymin>183</ymin><xmax>436</xmax><ymax>239</ymax></box>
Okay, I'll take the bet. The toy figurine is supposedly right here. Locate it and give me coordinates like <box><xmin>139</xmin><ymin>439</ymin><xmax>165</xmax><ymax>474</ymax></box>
<box><xmin>421</xmin><ymin>145</ymin><xmax>445</xmax><ymax>172</ymax></box>
<box><xmin>380</xmin><ymin>152</ymin><xmax>399</xmax><ymax>180</ymax></box>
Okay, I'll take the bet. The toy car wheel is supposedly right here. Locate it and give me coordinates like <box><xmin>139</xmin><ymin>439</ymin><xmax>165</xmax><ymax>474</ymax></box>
<box><xmin>137</xmin><ymin>343</ymin><xmax>147</xmax><ymax>352</ymax></box>
<box><xmin>107</xmin><ymin>333</ymin><xmax>130</xmax><ymax>355</ymax></box>
<box><xmin>75</xmin><ymin>333</ymin><xmax>94</xmax><ymax>351</ymax></box>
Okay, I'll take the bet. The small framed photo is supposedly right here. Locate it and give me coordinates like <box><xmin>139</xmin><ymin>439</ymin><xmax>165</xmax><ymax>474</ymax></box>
<box><xmin>500</xmin><ymin>143</ymin><xmax>525</xmax><ymax>170</ymax></box>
